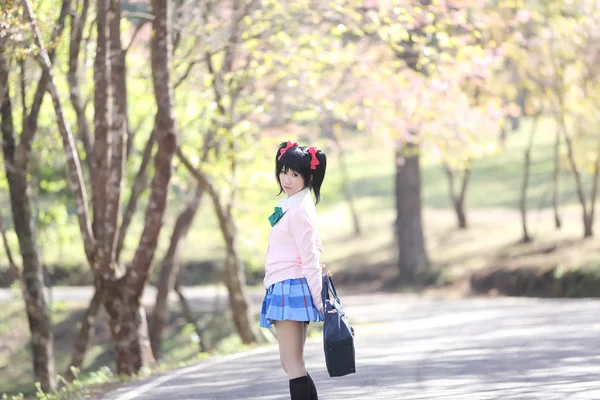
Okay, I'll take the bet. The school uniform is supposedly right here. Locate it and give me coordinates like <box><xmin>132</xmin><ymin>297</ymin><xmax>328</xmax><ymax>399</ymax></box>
<box><xmin>260</xmin><ymin>187</ymin><xmax>324</xmax><ymax>328</ymax></box>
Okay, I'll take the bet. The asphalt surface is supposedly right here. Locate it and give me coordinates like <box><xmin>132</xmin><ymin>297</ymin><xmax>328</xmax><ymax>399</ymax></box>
<box><xmin>100</xmin><ymin>295</ymin><xmax>600</xmax><ymax>400</ymax></box>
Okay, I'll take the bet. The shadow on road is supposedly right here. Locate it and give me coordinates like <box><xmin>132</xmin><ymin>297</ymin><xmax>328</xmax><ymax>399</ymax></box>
<box><xmin>103</xmin><ymin>298</ymin><xmax>600</xmax><ymax>400</ymax></box>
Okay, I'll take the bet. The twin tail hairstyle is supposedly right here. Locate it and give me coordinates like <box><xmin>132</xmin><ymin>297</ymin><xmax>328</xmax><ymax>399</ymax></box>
<box><xmin>275</xmin><ymin>141</ymin><xmax>327</xmax><ymax>205</ymax></box>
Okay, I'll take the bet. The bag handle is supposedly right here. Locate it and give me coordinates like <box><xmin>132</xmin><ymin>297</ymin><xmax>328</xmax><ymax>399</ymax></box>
<box><xmin>321</xmin><ymin>274</ymin><xmax>339</xmax><ymax>310</ymax></box>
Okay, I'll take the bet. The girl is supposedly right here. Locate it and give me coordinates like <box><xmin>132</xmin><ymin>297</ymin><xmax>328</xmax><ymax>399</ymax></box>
<box><xmin>260</xmin><ymin>141</ymin><xmax>327</xmax><ymax>400</ymax></box>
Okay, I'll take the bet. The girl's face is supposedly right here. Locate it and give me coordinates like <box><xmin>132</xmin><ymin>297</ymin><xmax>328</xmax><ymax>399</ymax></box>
<box><xmin>279</xmin><ymin>168</ymin><xmax>305</xmax><ymax>197</ymax></box>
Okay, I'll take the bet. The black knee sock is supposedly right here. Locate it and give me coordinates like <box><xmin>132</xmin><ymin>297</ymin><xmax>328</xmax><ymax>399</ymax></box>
<box><xmin>289</xmin><ymin>375</ymin><xmax>310</xmax><ymax>400</ymax></box>
<box><xmin>306</xmin><ymin>373</ymin><xmax>318</xmax><ymax>400</ymax></box>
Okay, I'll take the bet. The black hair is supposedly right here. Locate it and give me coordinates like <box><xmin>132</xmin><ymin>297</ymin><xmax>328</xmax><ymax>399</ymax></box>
<box><xmin>275</xmin><ymin>141</ymin><xmax>327</xmax><ymax>204</ymax></box>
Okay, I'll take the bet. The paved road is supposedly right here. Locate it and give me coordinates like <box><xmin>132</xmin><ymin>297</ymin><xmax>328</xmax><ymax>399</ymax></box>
<box><xmin>101</xmin><ymin>296</ymin><xmax>600</xmax><ymax>400</ymax></box>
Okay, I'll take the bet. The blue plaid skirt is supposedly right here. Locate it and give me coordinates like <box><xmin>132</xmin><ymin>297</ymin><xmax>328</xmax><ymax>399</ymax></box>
<box><xmin>259</xmin><ymin>278</ymin><xmax>324</xmax><ymax>328</ymax></box>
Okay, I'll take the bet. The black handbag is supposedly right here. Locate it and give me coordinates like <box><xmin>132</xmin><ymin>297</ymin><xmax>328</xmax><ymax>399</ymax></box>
<box><xmin>321</xmin><ymin>273</ymin><xmax>356</xmax><ymax>377</ymax></box>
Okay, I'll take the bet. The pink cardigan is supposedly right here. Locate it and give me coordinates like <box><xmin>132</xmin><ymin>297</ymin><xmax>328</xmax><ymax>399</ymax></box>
<box><xmin>264</xmin><ymin>188</ymin><xmax>324</xmax><ymax>312</ymax></box>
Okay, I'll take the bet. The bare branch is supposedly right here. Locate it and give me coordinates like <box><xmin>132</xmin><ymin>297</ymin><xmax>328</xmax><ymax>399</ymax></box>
<box><xmin>228</xmin><ymin>51</ymin><xmax>253</xmax><ymax>106</ymax></box>
<box><xmin>174</xmin><ymin>58</ymin><xmax>202</xmax><ymax>89</ymax></box>
<box><xmin>174</xmin><ymin>40</ymin><xmax>199</xmax><ymax>67</ymax></box>
<box><xmin>116</xmin><ymin>126</ymin><xmax>156</xmax><ymax>261</ymax></box>
<box><xmin>17</xmin><ymin>0</ymin><xmax>70</xmax><ymax>171</ymax></box>
<box><xmin>221</xmin><ymin>0</ymin><xmax>248</xmax><ymax>75</ymax></box>
<box><xmin>21</xmin><ymin>0</ymin><xmax>96</xmax><ymax>264</ymax></box>
<box><xmin>199</xmin><ymin>3</ymin><xmax>226</xmax><ymax>116</ymax></box>
<box><xmin>64</xmin><ymin>287</ymin><xmax>103</xmax><ymax>382</ymax></box>
<box><xmin>68</xmin><ymin>0</ymin><xmax>93</xmax><ymax>169</ymax></box>
<box><xmin>126</xmin><ymin>114</ymin><xmax>152</xmax><ymax>158</ymax></box>
<box><xmin>226</xmin><ymin>137</ymin><xmax>236</xmax><ymax>218</ymax></box>
<box><xmin>176</xmin><ymin>147</ymin><xmax>213</xmax><ymax>190</ymax></box>
<box><xmin>0</xmin><ymin>213</ymin><xmax>21</xmax><ymax>281</ymax></box>
<box><xmin>176</xmin><ymin>145</ymin><xmax>237</xmax><ymax>242</ymax></box>
<box><xmin>18</xmin><ymin>58</ymin><xmax>26</xmax><ymax>117</ymax></box>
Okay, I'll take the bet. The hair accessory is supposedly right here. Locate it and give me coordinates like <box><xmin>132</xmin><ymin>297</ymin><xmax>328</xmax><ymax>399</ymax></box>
<box><xmin>308</xmin><ymin>146</ymin><xmax>320</xmax><ymax>170</ymax></box>
<box><xmin>278</xmin><ymin>141</ymin><xmax>297</xmax><ymax>160</ymax></box>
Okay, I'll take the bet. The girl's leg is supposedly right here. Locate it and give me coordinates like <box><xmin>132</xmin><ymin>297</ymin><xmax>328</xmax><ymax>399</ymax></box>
<box><xmin>275</xmin><ymin>320</ymin><xmax>306</xmax><ymax>379</ymax></box>
<box><xmin>275</xmin><ymin>320</ymin><xmax>311</xmax><ymax>399</ymax></box>
<box><xmin>303</xmin><ymin>323</ymin><xmax>319</xmax><ymax>399</ymax></box>
<box><xmin>302</xmin><ymin>321</ymin><xmax>308</xmax><ymax>347</ymax></box>
<box><xmin>277</xmin><ymin>322</ymin><xmax>308</xmax><ymax>375</ymax></box>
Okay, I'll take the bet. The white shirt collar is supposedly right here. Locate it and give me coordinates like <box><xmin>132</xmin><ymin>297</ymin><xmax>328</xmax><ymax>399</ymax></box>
<box><xmin>279</xmin><ymin>187</ymin><xmax>310</xmax><ymax>212</ymax></box>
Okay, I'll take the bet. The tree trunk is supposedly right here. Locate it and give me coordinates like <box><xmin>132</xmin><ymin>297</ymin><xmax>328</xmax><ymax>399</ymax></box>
<box><xmin>21</xmin><ymin>1</ymin><xmax>105</xmax><ymax>391</ymax></box>
<box><xmin>64</xmin><ymin>288</ymin><xmax>103</xmax><ymax>382</ymax></box>
<box><xmin>102</xmin><ymin>283</ymin><xmax>154</xmax><ymax>375</ymax></box>
<box><xmin>395</xmin><ymin>141</ymin><xmax>430</xmax><ymax>283</ymax></box>
<box><xmin>0</xmin><ymin>214</ymin><xmax>54</xmax><ymax>388</ymax></box>
<box><xmin>67</xmin><ymin>0</ymin><xmax>93</xmax><ymax>171</ymax></box>
<box><xmin>336</xmin><ymin>138</ymin><xmax>361</xmax><ymax>236</ymax></box>
<box><xmin>214</xmin><ymin>197</ymin><xmax>260</xmax><ymax>344</ymax></box>
<box><xmin>583</xmin><ymin>159</ymin><xmax>600</xmax><ymax>238</ymax></box>
<box><xmin>150</xmin><ymin>186</ymin><xmax>204</xmax><ymax>359</ymax></box>
<box><xmin>443</xmin><ymin>161</ymin><xmax>471</xmax><ymax>229</ymax></box>
<box><xmin>1</xmin><ymin>53</ymin><xmax>56</xmax><ymax>396</ymax></box>
<box><xmin>458</xmin><ymin>168</ymin><xmax>471</xmax><ymax>229</ymax></box>
<box><xmin>174</xmin><ymin>280</ymin><xmax>210</xmax><ymax>353</ymax></box>
<box><xmin>127</xmin><ymin>0</ymin><xmax>177</xmax><ymax>288</ymax></box>
<box><xmin>455</xmin><ymin>201</ymin><xmax>467</xmax><ymax>229</ymax></box>
<box><xmin>176</xmin><ymin>149</ymin><xmax>260</xmax><ymax>344</ymax></box>
<box><xmin>519</xmin><ymin>116</ymin><xmax>539</xmax><ymax>243</ymax></box>
<box><xmin>105</xmin><ymin>0</ymin><xmax>128</xmax><ymax>266</ymax></box>
<box><xmin>2</xmin><ymin>92</ymin><xmax>57</xmax><ymax>396</ymax></box>
<box><xmin>552</xmin><ymin>126</ymin><xmax>562</xmax><ymax>229</ymax></box>
<box><xmin>103</xmin><ymin>0</ymin><xmax>177</xmax><ymax>375</ymax></box>
<box><xmin>559</xmin><ymin>118</ymin><xmax>592</xmax><ymax>238</ymax></box>
<box><xmin>0</xmin><ymin>35</ymin><xmax>8</xmax><ymax>107</ymax></box>
<box><xmin>3</xmin><ymin>178</ymin><xmax>57</xmax><ymax>394</ymax></box>
<box><xmin>223</xmin><ymin>241</ymin><xmax>260</xmax><ymax>344</ymax></box>
<box><xmin>92</xmin><ymin>0</ymin><xmax>111</xmax><ymax>272</ymax></box>
<box><xmin>327</xmin><ymin>119</ymin><xmax>361</xmax><ymax>236</ymax></box>
<box><xmin>583</xmin><ymin>209</ymin><xmax>594</xmax><ymax>237</ymax></box>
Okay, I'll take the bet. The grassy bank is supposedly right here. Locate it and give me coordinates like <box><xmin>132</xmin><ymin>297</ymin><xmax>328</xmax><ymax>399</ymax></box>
<box><xmin>0</xmin><ymin>295</ymin><xmax>323</xmax><ymax>397</ymax></box>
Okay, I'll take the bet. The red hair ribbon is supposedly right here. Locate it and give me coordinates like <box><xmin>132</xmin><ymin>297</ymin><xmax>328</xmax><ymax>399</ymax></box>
<box><xmin>308</xmin><ymin>146</ymin><xmax>320</xmax><ymax>170</ymax></box>
<box><xmin>278</xmin><ymin>141</ymin><xmax>297</xmax><ymax>160</ymax></box>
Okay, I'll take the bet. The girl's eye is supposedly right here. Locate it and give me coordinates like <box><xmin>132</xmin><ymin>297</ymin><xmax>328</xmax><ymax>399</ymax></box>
<box><xmin>293</xmin><ymin>173</ymin><xmax>299</xmax><ymax>177</ymax></box>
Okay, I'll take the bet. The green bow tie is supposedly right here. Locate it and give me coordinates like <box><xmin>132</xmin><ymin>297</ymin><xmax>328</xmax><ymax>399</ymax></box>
<box><xmin>268</xmin><ymin>206</ymin><xmax>285</xmax><ymax>227</ymax></box>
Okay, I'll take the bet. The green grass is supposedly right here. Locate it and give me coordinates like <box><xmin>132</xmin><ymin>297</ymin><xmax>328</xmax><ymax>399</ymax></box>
<box><xmin>338</xmin><ymin>117</ymin><xmax>591</xmax><ymax>210</ymax></box>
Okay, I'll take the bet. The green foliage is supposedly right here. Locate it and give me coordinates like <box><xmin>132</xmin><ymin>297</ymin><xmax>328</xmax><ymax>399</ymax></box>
<box><xmin>28</xmin><ymin>366</ymin><xmax>115</xmax><ymax>400</ymax></box>
<box><xmin>2</xmin><ymin>394</ymin><xmax>24</xmax><ymax>400</ymax></box>
<box><xmin>1</xmin><ymin>366</ymin><xmax>115</xmax><ymax>400</ymax></box>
